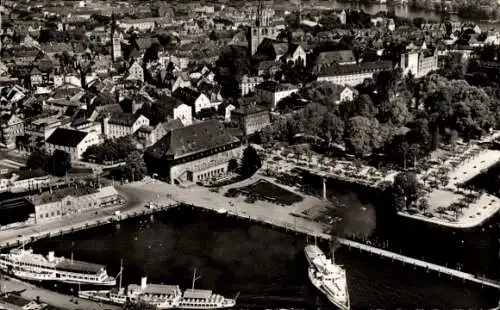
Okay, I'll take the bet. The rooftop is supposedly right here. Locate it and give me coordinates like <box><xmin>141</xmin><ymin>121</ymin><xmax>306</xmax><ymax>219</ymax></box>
<box><xmin>108</xmin><ymin>112</ymin><xmax>143</xmax><ymax>126</ymax></box>
<box><xmin>32</xmin><ymin>186</ymin><xmax>99</xmax><ymax>205</ymax></box>
<box><xmin>46</xmin><ymin>128</ymin><xmax>88</xmax><ymax>147</ymax></box>
<box><xmin>317</xmin><ymin>61</ymin><xmax>394</xmax><ymax>77</ymax></box>
<box><xmin>56</xmin><ymin>259</ymin><xmax>105</xmax><ymax>274</ymax></box>
<box><xmin>255</xmin><ymin>80</ymin><xmax>298</xmax><ymax>92</ymax></box>
<box><xmin>150</xmin><ymin>119</ymin><xmax>239</xmax><ymax>159</ymax></box>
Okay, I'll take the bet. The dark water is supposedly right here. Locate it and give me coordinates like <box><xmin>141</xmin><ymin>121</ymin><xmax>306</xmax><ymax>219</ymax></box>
<box><xmin>320</xmin><ymin>0</ymin><xmax>500</xmax><ymax>31</ymax></box>
<box><xmin>31</xmin><ymin>207</ymin><xmax>498</xmax><ymax>309</ymax></box>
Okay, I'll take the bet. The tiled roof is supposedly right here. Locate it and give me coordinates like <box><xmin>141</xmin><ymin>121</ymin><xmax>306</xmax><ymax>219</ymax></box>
<box><xmin>108</xmin><ymin>112</ymin><xmax>144</xmax><ymax>126</ymax></box>
<box><xmin>158</xmin><ymin>95</ymin><xmax>186</xmax><ymax>110</ymax></box>
<box><xmin>272</xmin><ymin>43</ymin><xmax>289</xmax><ymax>56</ymax></box>
<box><xmin>255</xmin><ymin>80</ymin><xmax>298</xmax><ymax>92</ymax></box>
<box><xmin>232</xmin><ymin>104</ymin><xmax>269</xmax><ymax>115</ymax></box>
<box><xmin>46</xmin><ymin>128</ymin><xmax>88</xmax><ymax>147</ymax></box>
<box><xmin>163</xmin><ymin>118</ymin><xmax>184</xmax><ymax>132</ymax></box>
<box><xmin>172</xmin><ymin>87</ymin><xmax>201</xmax><ymax>106</ymax></box>
<box><xmin>315</xmin><ymin>50</ymin><xmax>356</xmax><ymax>65</ymax></box>
<box><xmin>150</xmin><ymin>119</ymin><xmax>239</xmax><ymax>159</ymax></box>
<box><xmin>317</xmin><ymin>60</ymin><xmax>394</xmax><ymax>77</ymax></box>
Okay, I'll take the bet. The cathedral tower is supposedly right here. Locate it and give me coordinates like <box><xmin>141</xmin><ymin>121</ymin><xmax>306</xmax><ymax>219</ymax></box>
<box><xmin>248</xmin><ymin>0</ymin><xmax>277</xmax><ymax>56</ymax></box>
<box><xmin>111</xmin><ymin>14</ymin><xmax>122</xmax><ymax>62</ymax></box>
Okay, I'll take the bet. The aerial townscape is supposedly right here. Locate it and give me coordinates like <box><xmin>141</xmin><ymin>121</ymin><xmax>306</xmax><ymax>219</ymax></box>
<box><xmin>0</xmin><ymin>0</ymin><xmax>499</xmax><ymax>309</ymax></box>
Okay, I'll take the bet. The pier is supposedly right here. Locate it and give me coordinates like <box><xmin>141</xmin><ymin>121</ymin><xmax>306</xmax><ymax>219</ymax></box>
<box><xmin>337</xmin><ymin>238</ymin><xmax>500</xmax><ymax>290</ymax></box>
<box><xmin>189</xmin><ymin>202</ymin><xmax>500</xmax><ymax>290</ymax></box>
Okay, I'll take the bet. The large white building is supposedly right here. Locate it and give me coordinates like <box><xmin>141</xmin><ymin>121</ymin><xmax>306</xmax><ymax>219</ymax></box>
<box><xmin>45</xmin><ymin>128</ymin><xmax>100</xmax><ymax>160</ymax></box>
<box><xmin>400</xmin><ymin>49</ymin><xmax>438</xmax><ymax>78</ymax></box>
<box><xmin>103</xmin><ymin>113</ymin><xmax>149</xmax><ymax>139</ymax></box>
<box><xmin>255</xmin><ymin>81</ymin><xmax>299</xmax><ymax>111</ymax></box>
<box><xmin>316</xmin><ymin>61</ymin><xmax>394</xmax><ymax>86</ymax></box>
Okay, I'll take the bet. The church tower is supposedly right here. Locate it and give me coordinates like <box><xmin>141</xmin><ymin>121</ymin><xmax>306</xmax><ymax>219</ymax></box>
<box><xmin>111</xmin><ymin>14</ymin><xmax>122</xmax><ymax>62</ymax></box>
<box><xmin>248</xmin><ymin>0</ymin><xmax>277</xmax><ymax>56</ymax></box>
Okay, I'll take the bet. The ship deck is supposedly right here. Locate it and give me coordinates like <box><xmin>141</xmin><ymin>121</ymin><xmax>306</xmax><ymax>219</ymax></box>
<box><xmin>128</xmin><ymin>284</ymin><xmax>180</xmax><ymax>295</ymax></box>
<box><xmin>183</xmin><ymin>289</ymin><xmax>213</xmax><ymax>299</ymax></box>
<box><xmin>55</xmin><ymin>259</ymin><xmax>104</xmax><ymax>274</ymax></box>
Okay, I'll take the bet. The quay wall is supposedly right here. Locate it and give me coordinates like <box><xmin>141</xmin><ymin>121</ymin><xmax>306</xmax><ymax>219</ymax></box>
<box><xmin>0</xmin><ymin>202</ymin><xmax>181</xmax><ymax>250</ymax></box>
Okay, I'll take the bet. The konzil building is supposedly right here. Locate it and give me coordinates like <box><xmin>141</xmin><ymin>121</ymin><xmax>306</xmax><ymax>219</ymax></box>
<box><xmin>146</xmin><ymin>120</ymin><xmax>241</xmax><ymax>185</ymax></box>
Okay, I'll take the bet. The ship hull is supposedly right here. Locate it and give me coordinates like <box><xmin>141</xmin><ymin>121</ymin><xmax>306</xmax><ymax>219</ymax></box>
<box><xmin>308</xmin><ymin>268</ymin><xmax>349</xmax><ymax>310</ymax></box>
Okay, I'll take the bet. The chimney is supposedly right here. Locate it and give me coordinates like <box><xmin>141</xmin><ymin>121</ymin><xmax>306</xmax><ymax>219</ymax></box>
<box><xmin>141</xmin><ymin>277</ymin><xmax>147</xmax><ymax>290</ymax></box>
<box><xmin>48</xmin><ymin>251</ymin><xmax>55</xmax><ymax>262</ymax></box>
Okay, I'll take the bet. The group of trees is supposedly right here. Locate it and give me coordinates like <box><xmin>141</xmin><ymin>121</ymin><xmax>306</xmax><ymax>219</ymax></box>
<box><xmin>83</xmin><ymin>137</ymin><xmax>137</xmax><ymax>164</ymax></box>
<box><xmin>26</xmin><ymin>148</ymin><xmax>72</xmax><ymax>177</ymax></box>
<box><xmin>111</xmin><ymin>151</ymin><xmax>147</xmax><ymax>182</ymax></box>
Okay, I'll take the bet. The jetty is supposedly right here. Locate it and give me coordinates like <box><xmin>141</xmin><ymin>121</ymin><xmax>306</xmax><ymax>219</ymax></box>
<box><xmin>337</xmin><ymin>238</ymin><xmax>500</xmax><ymax>290</ymax></box>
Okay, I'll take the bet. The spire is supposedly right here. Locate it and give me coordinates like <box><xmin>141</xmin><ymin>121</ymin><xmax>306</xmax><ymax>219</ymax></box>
<box><xmin>255</xmin><ymin>0</ymin><xmax>262</xmax><ymax>27</ymax></box>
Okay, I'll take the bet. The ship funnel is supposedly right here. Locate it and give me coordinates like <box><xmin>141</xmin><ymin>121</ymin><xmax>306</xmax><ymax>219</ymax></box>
<box><xmin>141</xmin><ymin>277</ymin><xmax>147</xmax><ymax>290</ymax></box>
<box><xmin>48</xmin><ymin>251</ymin><xmax>55</xmax><ymax>262</ymax></box>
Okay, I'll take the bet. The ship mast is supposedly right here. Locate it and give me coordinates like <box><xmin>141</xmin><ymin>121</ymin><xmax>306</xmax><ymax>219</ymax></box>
<box><xmin>191</xmin><ymin>268</ymin><xmax>201</xmax><ymax>290</ymax></box>
<box><xmin>118</xmin><ymin>259</ymin><xmax>124</xmax><ymax>291</ymax></box>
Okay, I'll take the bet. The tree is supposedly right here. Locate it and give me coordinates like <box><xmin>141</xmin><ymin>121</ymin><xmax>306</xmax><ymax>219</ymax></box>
<box><xmin>228</xmin><ymin>158</ymin><xmax>238</xmax><ymax>172</ymax></box>
<box><xmin>344</xmin><ymin>116</ymin><xmax>384</xmax><ymax>156</ymax></box>
<box><xmin>377</xmin><ymin>95</ymin><xmax>411</xmax><ymax>127</ymax></box>
<box><xmin>321</xmin><ymin>112</ymin><xmax>345</xmax><ymax>145</ymax></box>
<box><xmin>26</xmin><ymin>148</ymin><xmax>50</xmax><ymax>171</ymax></box>
<box><xmin>392</xmin><ymin>172</ymin><xmax>423</xmax><ymax>211</ymax></box>
<box><xmin>341</xmin><ymin>94</ymin><xmax>378</xmax><ymax>119</ymax></box>
<box><xmin>115</xmin><ymin>151</ymin><xmax>147</xmax><ymax>182</ymax></box>
<box><xmin>49</xmin><ymin>150</ymin><xmax>71</xmax><ymax>177</ymax></box>
<box><xmin>241</xmin><ymin>146</ymin><xmax>262</xmax><ymax>177</ymax></box>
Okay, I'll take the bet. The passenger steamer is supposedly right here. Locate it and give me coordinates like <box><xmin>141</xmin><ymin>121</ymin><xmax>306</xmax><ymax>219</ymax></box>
<box><xmin>79</xmin><ymin>267</ymin><xmax>237</xmax><ymax>309</ymax></box>
<box><xmin>0</xmin><ymin>248</ymin><xmax>115</xmax><ymax>286</ymax></box>
<box><xmin>305</xmin><ymin>244</ymin><xmax>350</xmax><ymax>310</ymax></box>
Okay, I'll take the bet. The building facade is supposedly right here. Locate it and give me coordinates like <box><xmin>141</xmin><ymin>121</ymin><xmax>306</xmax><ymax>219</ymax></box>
<box><xmin>33</xmin><ymin>186</ymin><xmax>122</xmax><ymax>223</ymax></box>
<box><xmin>0</xmin><ymin>114</ymin><xmax>24</xmax><ymax>149</ymax></box>
<box><xmin>240</xmin><ymin>75</ymin><xmax>264</xmax><ymax>97</ymax></box>
<box><xmin>401</xmin><ymin>50</ymin><xmax>438</xmax><ymax>78</ymax></box>
<box><xmin>103</xmin><ymin>113</ymin><xmax>150</xmax><ymax>139</ymax></box>
<box><xmin>147</xmin><ymin>120</ymin><xmax>241</xmax><ymax>184</ymax></box>
<box><xmin>45</xmin><ymin>128</ymin><xmax>100</xmax><ymax>160</ymax></box>
<box><xmin>231</xmin><ymin>104</ymin><xmax>271</xmax><ymax>136</ymax></box>
<box><xmin>316</xmin><ymin>61</ymin><xmax>394</xmax><ymax>86</ymax></box>
<box><xmin>255</xmin><ymin>81</ymin><xmax>299</xmax><ymax>111</ymax></box>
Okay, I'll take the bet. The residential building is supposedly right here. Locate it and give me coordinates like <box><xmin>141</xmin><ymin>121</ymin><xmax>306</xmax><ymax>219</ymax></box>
<box><xmin>157</xmin><ymin>95</ymin><xmax>192</xmax><ymax>126</ymax></box>
<box><xmin>33</xmin><ymin>186</ymin><xmax>122</xmax><ymax>223</ymax></box>
<box><xmin>239</xmin><ymin>75</ymin><xmax>264</xmax><ymax>97</ymax></box>
<box><xmin>401</xmin><ymin>49</ymin><xmax>439</xmax><ymax>78</ymax></box>
<box><xmin>136</xmin><ymin>122</ymin><xmax>168</xmax><ymax>148</ymax></box>
<box><xmin>125</xmin><ymin>61</ymin><xmax>144</xmax><ymax>83</ymax></box>
<box><xmin>339</xmin><ymin>86</ymin><xmax>358</xmax><ymax>103</ymax></box>
<box><xmin>172</xmin><ymin>87</ymin><xmax>212</xmax><ymax>114</ymax></box>
<box><xmin>103</xmin><ymin>113</ymin><xmax>149</xmax><ymax>139</ymax></box>
<box><xmin>255</xmin><ymin>81</ymin><xmax>299</xmax><ymax>111</ymax></box>
<box><xmin>0</xmin><ymin>173</ymin><xmax>54</xmax><ymax>193</ymax></box>
<box><xmin>118</xmin><ymin>18</ymin><xmax>160</xmax><ymax>32</ymax></box>
<box><xmin>0</xmin><ymin>114</ymin><xmax>24</xmax><ymax>149</ymax></box>
<box><xmin>231</xmin><ymin>103</ymin><xmax>270</xmax><ymax>136</ymax></box>
<box><xmin>219</xmin><ymin>102</ymin><xmax>236</xmax><ymax>122</ymax></box>
<box><xmin>147</xmin><ymin>119</ymin><xmax>241</xmax><ymax>184</ymax></box>
<box><xmin>45</xmin><ymin>128</ymin><xmax>100</xmax><ymax>160</ymax></box>
<box><xmin>45</xmin><ymin>84</ymin><xmax>86</xmax><ymax>113</ymax></box>
<box><xmin>316</xmin><ymin>61</ymin><xmax>394</xmax><ymax>86</ymax></box>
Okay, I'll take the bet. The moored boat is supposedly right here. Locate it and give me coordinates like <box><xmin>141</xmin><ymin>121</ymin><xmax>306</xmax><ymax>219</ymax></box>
<box><xmin>0</xmin><ymin>248</ymin><xmax>115</xmax><ymax>286</ymax></box>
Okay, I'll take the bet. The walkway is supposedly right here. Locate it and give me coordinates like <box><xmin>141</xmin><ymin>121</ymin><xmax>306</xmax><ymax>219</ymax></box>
<box><xmin>338</xmin><ymin>238</ymin><xmax>500</xmax><ymax>290</ymax></box>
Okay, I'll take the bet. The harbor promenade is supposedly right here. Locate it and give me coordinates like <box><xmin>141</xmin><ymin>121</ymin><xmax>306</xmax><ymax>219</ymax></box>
<box><xmin>0</xmin><ymin>179</ymin><xmax>181</xmax><ymax>250</ymax></box>
<box><xmin>0</xmin><ymin>175</ymin><xmax>498</xmax><ymax>292</ymax></box>
<box><xmin>121</xmin><ymin>179</ymin><xmax>500</xmax><ymax>290</ymax></box>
